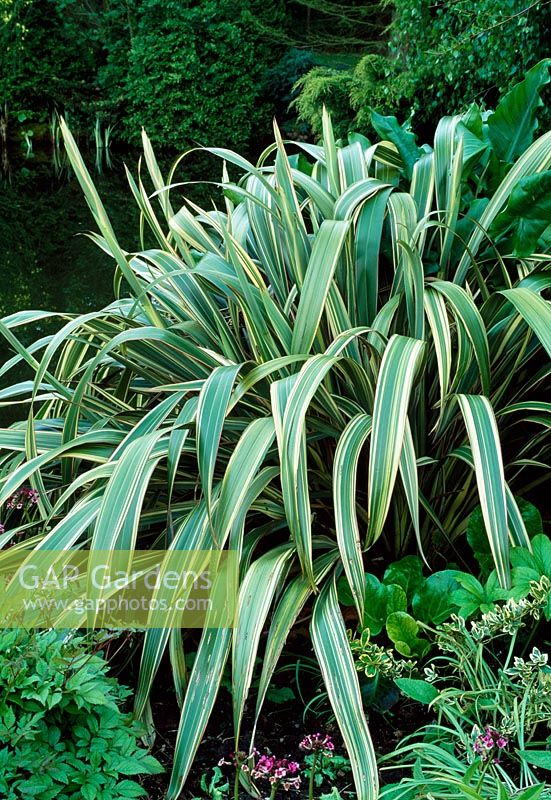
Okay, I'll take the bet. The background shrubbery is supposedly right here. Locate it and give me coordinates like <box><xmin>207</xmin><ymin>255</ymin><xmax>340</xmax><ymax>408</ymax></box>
<box><xmin>294</xmin><ymin>0</ymin><xmax>551</xmax><ymax>137</ymax></box>
<box><xmin>1</xmin><ymin>62</ymin><xmax>549</xmax><ymax>796</ymax></box>
<box><xmin>0</xmin><ymin>5</ymin><xmax>549</xmax><ymax>800</ymax></box>
<box><xmin>0</xmin><ymin>0</ymin><xmax>287</xmax><ymax>151</ymax></box>
<box><xmin>99</xmin><ymin>0</ymin><xmax>285</xmax><ymax>151</ymax></box>
<box><xmin>3</xmin><ymin>1</ymin><xmax>549</xmax><ymax>152</ymax></box>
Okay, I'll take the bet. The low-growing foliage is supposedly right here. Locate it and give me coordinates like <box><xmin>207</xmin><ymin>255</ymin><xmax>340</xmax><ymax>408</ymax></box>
<box><xmin>343</xmin><ymin>524</ymin><xmax>550</xmax><ymax>629</ymax></box>
<box><xmin>347</xmin><ymin>532</ymin><xmax>551</xmax><ymax>708</ymax></box>
<box><xmin>379</xmin><ymin>577</ymin><xmax>551</xmax><ymax>799</ymax></box>
<box><xmin>191</xmin><ymin>767</ymin><xmax>229</xmax><ymax>800</ymax></box>
<box><xmin>0</xmin><ymin>629</ymin><xmax>163</xmax><ymax>799</ymax></box>
<box><xmin>0</xmin><ymin>63</ymin><xmax>549</xmax><ymax>796</ymax></box>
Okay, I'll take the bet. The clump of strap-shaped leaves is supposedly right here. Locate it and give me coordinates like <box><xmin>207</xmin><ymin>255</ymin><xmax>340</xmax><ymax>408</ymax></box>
<box><xmin>0</xmin><ymin>61</ymin><xmax>550</xmax><ymax>799</ymax></box>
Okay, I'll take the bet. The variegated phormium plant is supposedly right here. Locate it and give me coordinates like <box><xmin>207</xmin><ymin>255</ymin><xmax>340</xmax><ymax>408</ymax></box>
<box><xmin>0</xmin><ymin>62</ymin><xmax>550</xmax><ymax>798</ymax></box>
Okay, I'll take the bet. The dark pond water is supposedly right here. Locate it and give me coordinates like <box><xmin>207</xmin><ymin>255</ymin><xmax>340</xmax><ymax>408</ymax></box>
<box><xmin>0</xmin><ymin>145</ymin><xmax>142</xmax><ymax>424</ymax></box>
<box><xmin>0</xmin><ymin>140</ymin><xmax>221</xmax><ymax>317</ymax></box>
<box><xmin>0</xmin><ymin>150</ymin><xmax>138</xmax><ymax>318</ymax></box>
<box><xmin>0</xmin><ymin>142</ymin><xmax>218</xmax><ymax>424</ymax></box>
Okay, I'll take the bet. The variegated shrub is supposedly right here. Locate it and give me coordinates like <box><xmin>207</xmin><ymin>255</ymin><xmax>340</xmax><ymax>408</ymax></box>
<box><xmin>0</xmin><ymin>63</ymin><xmax>550</xmax><ymax>797</ymax></box>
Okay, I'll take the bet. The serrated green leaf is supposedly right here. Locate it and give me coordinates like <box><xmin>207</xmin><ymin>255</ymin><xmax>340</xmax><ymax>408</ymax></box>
<box><xmin>386</xmin><ymin>612</ymin><xmax>430</xmax><ymax>657</ymax></box>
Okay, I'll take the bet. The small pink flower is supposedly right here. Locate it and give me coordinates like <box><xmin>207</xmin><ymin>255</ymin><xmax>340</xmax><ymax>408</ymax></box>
<box><xmin>473</xmin><ymin>727</ymin><xmax>508</xmax><ymax>762</ymax></box>
<box><xmin>218</xmin><ymin>750</ymin><xmax>249</xmax><ymax>768</ymax></box>
<box><xmin>250</xmin><ymin>753</ymin><xmax>301</xmax><ymax>792</ymax></box>
<box><xmin>5</xmin><ymin>487</ymin><xmax>40</xmax><ymax>512</ymax></box>
<box><xmin>299</xmin><ymin>733</ymin><xmax>334</xmax><ymax>756</ymax></box>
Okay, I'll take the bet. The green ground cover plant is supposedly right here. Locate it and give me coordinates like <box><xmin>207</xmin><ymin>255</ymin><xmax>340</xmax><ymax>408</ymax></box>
<box><xmin>377</xmin><ymin>576</ymin><xmax>551</xmax><ymax>799</ymax></box>
<box><xmin>0</xmin><ymin>629</ymin><xmax>163</xmax><ymax>799</ymax></box>
<box><xmin>0</xmin><ymin>63</ymin><xmax>549</xmax><ymax>798</ymax></box>
<box><xmin>346</xmin><ymin>526</ymin><xmax>550</xmax><ymax>679</ymax></box>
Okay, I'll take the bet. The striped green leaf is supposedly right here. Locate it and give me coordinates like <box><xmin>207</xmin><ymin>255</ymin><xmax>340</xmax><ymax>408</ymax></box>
<box><xmin>456</xmin><ymin>395</ymin><xmax>510</xmax><ymax>587</ymax></box>
<box><xmin>253</xmin><ymin>549</ymin><xmax>338</xmax><ymax>740</ymax></box>
<box><xmin>167</xmin><ymin>627</ymin><xmax>232</xmax><ymax>800</ymax></box>
<box><xmin>276</xmin><ymin>356</ymin><xmax>338</xmax><ymax>584</ymax></box>
<box><xmin>367</xmin><ymin>335</ymin><xmax>424</xmax><ymax>545</ymax></box>
<box><xmin>196</xmin><ymin>364</ymin><xmax>242</xmax><ymax>518</ymax></box>
<box><xmin>232</xmin><ymin>544</ymin><xmax>295</xmax><ymax>741</ymax></box>
<box><xmin>214</xmin><ymin>417</ymin><xmax>276</xmax><ymax>542</ymax></box>
<box><xmin>311</xmin><ymin>577</ymin><xmax>379</xmax><ymax>800</ymax></box>
<box><xmin>500</xmin><ymin>288</ymin><xmax>551</xmax><ymax>358</ymax></box>
<box><xmin>291</xmin><ymin>220</ymin><xmax>350</xmax><ymax>354</ymax></box>
<box><xmin>432</xmin><ymin>281</ymin><xmax>490</xmax><ymax>394</ymax></box>
<box><xmin>334</xmin><ymin>413</ymin><xmax>372</xmax><ymax>621</ymax></box>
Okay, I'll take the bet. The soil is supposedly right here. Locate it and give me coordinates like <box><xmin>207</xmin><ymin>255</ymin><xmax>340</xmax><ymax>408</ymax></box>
<box><xmin>137</xmin><ymin>648</ymin><xmax>429</xmax><ymax>800</ymax></box>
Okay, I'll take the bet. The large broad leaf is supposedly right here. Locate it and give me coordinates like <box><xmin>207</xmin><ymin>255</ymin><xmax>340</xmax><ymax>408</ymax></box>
<box><xmin>518</xmin><ymin>751</ymin><xmax>551</xmax><ymax>770</ymax></box>
<box><xmin>454</xmin><ymin>130</ymin><xmax>551</xmax><ymax>284</ymax></box>
<box><xmin>452</xmin><ymin>570</ymin><xmax>509</xmax><ymax>618</ymax></box>
<box><xmin>411</xmin><ymin>570</ymin><xmax>460</xmax><ymax>624</ymax></box>
<box><xmin>511</xmin><ymin>535</ymin><xmax>551</xmax><ymax>613</ymax></box>
<box><xmin>370</xmin><ymin>110</ymin><xmax>421</xmax><ymax>179</ymax></box>
<box><xmin>386</xmin><ymin>612</ymin><xmax>430</xmax><ymax>657</ymax></box>
<box><xmin>487</xmin><ymin>59</ymin><xmax>551</xmax><ymax>163</ymax></box>
<box><xmin>383</xmin><ymin>556</ymin><xmax>424</xmax><ymax>602</ymax></box>
<box><xmin>467</xmin><ymin>498</ymin><xmax>542</xmax><ymax>577</ymax></box>
<box><xmin>532</xmin><ymin>534</ymin><xmax>551</xmax><ymax>577</ymax></box>
<box><xmin>311</xmin><ymin>577</ymin><xmax>379</xmax><ymax>800</ymax></box>
<box><xmin>339</xmin><ymin>573</ymin><xmax>407</xmax><ymax>634</ymax></box>
<box><xmin>395</xmin><ymin>678</ymin><xmax>438</xmax><ymax>705</ymax></box>
<box><xmin>490</xmin><ymin>170</ymin><xmax>551</xmax><ymax>256</ymax></box>
<box><xmin>364</xmin><ymin>578</ymin><xmax>407</xmax><ymax>634</ymax></box>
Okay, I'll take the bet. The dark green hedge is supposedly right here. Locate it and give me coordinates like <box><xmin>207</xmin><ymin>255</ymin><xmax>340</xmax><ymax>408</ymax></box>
<box><xmin>0</xmin><ymin>0</ymin><xmax>285</xmax><ymax>152</ymax></box>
